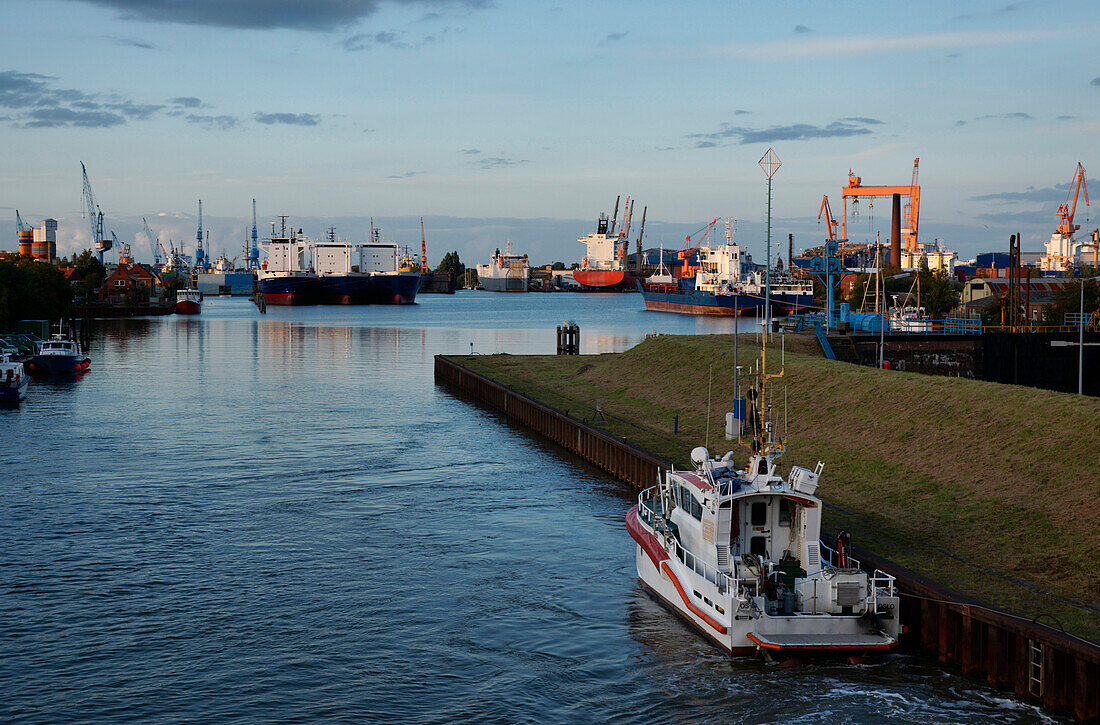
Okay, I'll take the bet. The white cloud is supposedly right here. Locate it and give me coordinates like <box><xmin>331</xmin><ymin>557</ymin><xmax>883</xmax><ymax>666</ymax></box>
<box><xmin>693</xmin><ymin>28</ymin><xmax>1071</xmax><ymax>60</ymax></box>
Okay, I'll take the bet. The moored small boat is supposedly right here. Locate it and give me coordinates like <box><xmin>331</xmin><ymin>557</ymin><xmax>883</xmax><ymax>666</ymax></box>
<box><xmin>628</xmin><ymin>353</ymin><xmax>901</xmax><ymax>657</ymax></box>
<box><xmin>0</xmin><ymin>352</ymin><xmax>30</xmax><ymax>403</ymax></box>
<box><xmin>175</xmin><ymin>288</ymin><xmax>202</xmax><ymax>315</ymax></box>
<box><xmin>26</xmin><ymin>331</ymin><xmax>90</xmax><ymax>375</ymax></box>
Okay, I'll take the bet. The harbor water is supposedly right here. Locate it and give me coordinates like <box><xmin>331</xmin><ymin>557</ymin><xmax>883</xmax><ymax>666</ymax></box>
<box><xmin>1</xmin><ymin>293</ymin><xmax>1061</xmax><ymax>723</ymax></box>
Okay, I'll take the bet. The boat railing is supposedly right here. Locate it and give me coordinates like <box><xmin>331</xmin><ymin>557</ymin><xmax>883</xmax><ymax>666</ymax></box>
<box><xmin>637</xmin><ymin>486</ymin><xmax>756</xmax><ymax>597</ymax></box>
<box><xmin>820</xmin><ymin>540</ymin><xmax>896</xmax><ymax>601</ymax></box>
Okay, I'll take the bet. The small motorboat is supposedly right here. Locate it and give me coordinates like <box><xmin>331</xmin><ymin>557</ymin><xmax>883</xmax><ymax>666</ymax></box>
<box><xmin>26</xmin><ymin>329</ymin><xmax>90</xmax><ymax>375</ymax></box>
<box><xmin>0</xmin><ymin>351</ymin><xmax>30</xmax><ymax>403</ymax></box>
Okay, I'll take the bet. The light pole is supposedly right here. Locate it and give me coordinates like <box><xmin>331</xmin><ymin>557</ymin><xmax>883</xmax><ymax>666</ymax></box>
<box><xmin>759</xmin><ymin>148</ymin><xmax>781</xmax><ymax>338</ymax></box>
<box><xmin>1079</xmin><ymin>262</ymin><xmax>1085</xmax><ymax>396</ymax></box>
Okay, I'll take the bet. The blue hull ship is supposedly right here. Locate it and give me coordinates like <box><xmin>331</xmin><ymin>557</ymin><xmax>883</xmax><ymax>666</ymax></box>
<box><xmin>319</xmin><ymin>272</ymin><xmax>420</xmax><ymax>305</ymax></box>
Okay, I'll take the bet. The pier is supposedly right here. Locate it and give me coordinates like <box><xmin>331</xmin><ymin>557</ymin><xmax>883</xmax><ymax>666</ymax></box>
<box><xmin>436</xmin><ymin>340</ymin><xmax>1100</xmax><ymax>721</ymax></box>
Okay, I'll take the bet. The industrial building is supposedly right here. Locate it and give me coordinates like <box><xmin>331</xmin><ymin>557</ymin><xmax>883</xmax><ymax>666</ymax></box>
<box><xmin>16</xmin><ymin>217</ymin><xmax>58</xmax><ymax>262</ymax></box>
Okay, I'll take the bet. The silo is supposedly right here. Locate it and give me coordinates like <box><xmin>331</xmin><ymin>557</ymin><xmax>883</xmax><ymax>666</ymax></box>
<box><xmin>18</xmin><ymin>230</ymin><xmax>33</xmax><ymax>256</ymax></box>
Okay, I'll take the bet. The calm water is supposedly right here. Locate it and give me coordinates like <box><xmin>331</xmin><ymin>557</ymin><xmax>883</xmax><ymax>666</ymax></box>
<box><xmin>2</xmin><ymin>293</ymin><xmax>1058</xmax><ymax>723</ymax></box>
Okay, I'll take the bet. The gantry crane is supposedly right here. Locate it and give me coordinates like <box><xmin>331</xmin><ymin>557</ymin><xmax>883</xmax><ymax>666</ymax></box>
<box><xmin>81</xmin><ymin>162</ymin><xmax>112</xmax><ymax>262</ymax></box>
<box><xmin>841</xmin><ymin>158</ymin><xmax>921</xmax><ymax>250</ymax></box>
<box><xmin>1055</xmin><ymin>162</ymin><xmax>1089</xmax><ymax>238</ymax></box>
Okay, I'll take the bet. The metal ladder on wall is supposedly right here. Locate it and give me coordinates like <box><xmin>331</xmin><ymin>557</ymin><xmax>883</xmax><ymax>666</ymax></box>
<box><xmin>1028</xmin><ymin>639</ymin><xmax>1044</xmax><ymax>697</ymax></box>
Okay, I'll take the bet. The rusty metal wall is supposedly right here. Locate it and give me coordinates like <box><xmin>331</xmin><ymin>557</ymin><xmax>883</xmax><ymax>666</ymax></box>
<box><xmin>435</xmin><ymin>354</ymin><xmax>1100</xmax><ymax>721</ymax></box>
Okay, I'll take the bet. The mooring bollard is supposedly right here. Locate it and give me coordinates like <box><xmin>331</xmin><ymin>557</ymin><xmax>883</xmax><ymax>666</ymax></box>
<box><xmin>556</xmin><ymin>321</ymin><xmax>579</xmax><ymax>355</ymax></box>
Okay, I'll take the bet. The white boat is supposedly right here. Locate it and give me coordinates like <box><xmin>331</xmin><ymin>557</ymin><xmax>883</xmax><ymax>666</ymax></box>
<box><xmin>0</xmin><ymin>351</ymin><xmax>30</xmax><ymax>403</ymax></box>
<box><xmin>476</xmin><ymin>242</ymin><xmax>529</xmax><ymax>292</ymax></box>
<box><xmin>627</xmin><ymin>368</ymin><xmax>901</xmax><ymax>657</ymax></box>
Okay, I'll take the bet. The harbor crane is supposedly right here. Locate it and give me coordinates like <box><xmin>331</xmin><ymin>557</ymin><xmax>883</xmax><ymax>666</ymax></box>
<box><xmin>194</xmin><ymin>200</ymin><xmax>208</xmax><ymax>271</ymax></box>
<box><xmin>81</xmin><ymin>162</ymin><xmax>112</xmax><ymax>262</ymax></box>
<box><xmin>841</xmin><ymin>158</ymin><xmax>921</xmax><ymax>250</ymax></box>
<box><xmin>15</xmin><ymin>209</ymin><xmax>28</xmax><ymax>233</ymax></box>
<box><xmin>679</xmin><ymin>217</ymin><xmax>719</xmax><ymax>269</ymax></box>
<box><xmin>1055</xmin><ymin>162</ymin><xmax>1089</xmax><ymax>238</ymax></box>
<box><xmin>818</xmin><ymin>195</ymin><xmax>838</xmax><ymax>242</ymax></box>
<box><xmin>249</xmin><ymin>199</ymin><xmax>259</xmax><ymax>270</ymax></box>
<box><xmin>142</xmin><ymin>217</ymin><xmax>164</xmax><ymax>266</ymax></box>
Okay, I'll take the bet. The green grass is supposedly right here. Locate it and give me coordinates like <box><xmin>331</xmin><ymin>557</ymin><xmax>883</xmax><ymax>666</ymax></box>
<box><xmin>449</xmin><ymin>333</ymin><xmax>1100</xmax><ymax>641</ymax></box>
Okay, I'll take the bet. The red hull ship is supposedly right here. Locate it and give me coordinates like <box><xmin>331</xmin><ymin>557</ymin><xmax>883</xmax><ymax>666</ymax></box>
<box><xmin>572</xmin><ymin>269</ymin><xmax>637</xmax><ymax>291</ymax></box>
<box><xmin>574</xmin><ymin>196</ymin><xmax>647</xmax><ymax>292</ymax></box>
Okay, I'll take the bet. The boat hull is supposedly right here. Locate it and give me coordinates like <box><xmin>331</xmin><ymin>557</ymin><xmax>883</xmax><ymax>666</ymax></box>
<box><xmin>573</xmin><ymin>269</ymin><xmax>637</xmax><ymax>291</ymax></box>
<box><xmin>319</xmin><ymin>272</ymin><xmax>420</xmax><ymax>305</ymax></box>
<box><xmin>479</xmin><ymin>275</ymin><xmax>528</xmax><ymax>292</ymax></box>
<box><xmin>259</xmin><ymin>275</ymin><xmax>322</xmax><ymax>306</ymax></box>
<box><xmin>628</xmin><ymin>506</ymin><xmax>898</xmax><ymax>657</ymax></box>
<box><xmin>638</xmin><ymin>281</ymin><xmax>813</xmax><ymax>316</ymax></box>
<box><xmin>0</xmin><ymin>376</ymin><xmax>29</xmax><ymax>403</ymax></box>
<box><xmin>174</xmin><ymin>300</ymin><xmax>201</xmax><ymax>315</ymax></box>
<box><xmin>27</xmin><ymin>354</ymin><xmax>90</xmax><ymax>375</ymax></box>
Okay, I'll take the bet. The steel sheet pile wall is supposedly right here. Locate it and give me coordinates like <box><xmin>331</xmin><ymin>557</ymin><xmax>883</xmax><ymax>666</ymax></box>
<box><xmin>435</xmin><ymin>354</ymin><xmax>1100</xmax><ymax>721</ymax></box>
<box><xmin>434</xmin><ymin>356</ymin><xmax>671</xmax><ymax>491</ymax></box>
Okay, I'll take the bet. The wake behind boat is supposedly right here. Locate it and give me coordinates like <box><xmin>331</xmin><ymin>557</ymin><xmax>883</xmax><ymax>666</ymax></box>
<box><xmin>627</xmin><ymin>349</ymin><xmax>900</xmax><ymax>658</ymax></box>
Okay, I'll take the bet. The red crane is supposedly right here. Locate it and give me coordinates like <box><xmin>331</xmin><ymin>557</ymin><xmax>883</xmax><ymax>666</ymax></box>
<box><xmin>818</xmin><ymin>195</ymin><xmax>838</xmax><ymax>241</ymax></box>
<box><xmin>1055</xmin><ymin>162</ymin><xmax>1089</xmax><ymax>238</ymax></box>
<box><xmin>420</xmin><ymin>217</ymin><xmax>428</xmax><ymax>273</ymax></box>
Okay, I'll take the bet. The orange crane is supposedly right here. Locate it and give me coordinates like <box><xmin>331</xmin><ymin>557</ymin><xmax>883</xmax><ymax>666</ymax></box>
<box><xmin>841</xmin><ymin>158</ymin><xmax>920</xmax><ymax>250</ymax></box>
<box><xmin>818</xmin><ymin>195</ymin><xmax>838</xmax><ymax>241</ymax></box>
<box><xmin>1055</xmin><ymin>162</ymin><xmax>1089</xmax><ymax>237</ymax></box>
<box><xmin>675</xmin><ymin>218</ymin><xmax>719</xmax><ymax>277</ymax></box>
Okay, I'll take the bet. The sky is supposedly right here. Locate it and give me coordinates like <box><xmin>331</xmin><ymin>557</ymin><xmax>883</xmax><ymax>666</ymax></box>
<box><xmin>1</xmin><ymin>0</ymin><xmax>1098</xmax><ymax>267</ymax></box>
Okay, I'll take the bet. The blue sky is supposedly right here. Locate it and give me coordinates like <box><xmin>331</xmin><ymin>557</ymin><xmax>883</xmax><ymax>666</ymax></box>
<box><xmin>1</xmin><ymin>0</ymin><xmax>1098</xmax><ymax>266</ymax></box>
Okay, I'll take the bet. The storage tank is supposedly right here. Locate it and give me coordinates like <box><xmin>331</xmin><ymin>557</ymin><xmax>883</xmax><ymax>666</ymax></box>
<box><xmin>31</xmin><ymin>236</ymin><xmax>49</xmax><ymax>260</ymax></box>
<box><xmin>18</xmin><ymin>230</ymin><xmax>33</xmax><ymax>256</ymax></box>
<box><xmin>848</xmin><ymin>312</ymin><xmax>887</xmax><ymax>333</ymax></box>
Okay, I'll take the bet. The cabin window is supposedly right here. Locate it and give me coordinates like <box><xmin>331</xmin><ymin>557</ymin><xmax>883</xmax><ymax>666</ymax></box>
<box><xmin>778</xmin><ymin>499</ymin><xmax>791</xmax><ymax>527</ymax></box>
<box><xmin>750</xmin><ymin>536</ymin><xmax>767</xmax><ymax>557</ymax></box>
<box><xmin>751</xmin><ymin>502</ymin><xmax>767</xmax><ymax>526</ymax></box>
<box><xmin>757</xmin><ymin>459</ymin><xmax>768</xmax><ymax>476</ymax></box>
<box><xmin>690</xmin><ymin>497</ymin><xmax>702</xmax><ymax>521</ymax></box>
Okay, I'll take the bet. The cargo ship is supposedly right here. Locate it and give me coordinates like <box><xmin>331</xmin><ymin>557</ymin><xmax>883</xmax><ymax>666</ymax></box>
<box><xmin>638</xmin><ymin>232</ymin><xmax>813</xmax><ymax>316</ymax></box>
<box><xmin>257</xmin><ymin>221</ymin><xmax>320</xmax><ymax>305</ymax></box>
<box><xmin>476</xmin><ymin>242</ymin><xmax>529</xmax><ymax>292</ymax></box>
<box><xmin>195</xmin><ymin>256</ymin><xmax>255</xmax><ymax>296</ymax></box>
<box><xmin>573</xmin><ymin>197</ymin><xmax>644</xmax><ymax>291</ymax></box>
<box><xmin>315</xmin><ymin>228</ymin><xmax>419</xmax><ymax>305</ymax></box>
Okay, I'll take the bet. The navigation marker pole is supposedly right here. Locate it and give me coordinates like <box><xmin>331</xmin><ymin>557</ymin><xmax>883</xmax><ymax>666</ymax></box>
<box><xmin>759</xmin><ymin>148</ymin><xmax>781</xmax><ymax>339</ymax></box>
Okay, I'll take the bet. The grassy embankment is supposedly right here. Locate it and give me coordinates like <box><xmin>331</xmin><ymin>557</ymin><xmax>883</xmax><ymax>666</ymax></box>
<box><xmin>451</xmin><ymin>334</ymin><xmax>1100</xmax><ymax>641</ymax></box>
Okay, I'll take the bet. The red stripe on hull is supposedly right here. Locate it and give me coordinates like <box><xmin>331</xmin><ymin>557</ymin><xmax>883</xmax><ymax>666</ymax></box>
<box><xmin>638</xmin><ymin>580</ymin><xmax>755</xmax><ymax>657</ymax></box>
<box><xmin>746</xmin><ymin>632</ymin><xmax>898</xmax><ymax>652</ymax></box>
<box><xmin>264</xmin><ymin>293</ymin><xmax>302</xmax><ymax>305</ymax></box>
<box><xmin>174</xmin><ymin>301</ymin><xmax>201</xmax><ymax>315</ymax></box>
<box><xmin>642</xmin><ymin>300</ymin><xmax>747</xmax><ymax>316</ymax></box>
<box><xmin>626</xmin><ymin>506</ymin><xmax>670</xmax><ymax>569</ymax></box>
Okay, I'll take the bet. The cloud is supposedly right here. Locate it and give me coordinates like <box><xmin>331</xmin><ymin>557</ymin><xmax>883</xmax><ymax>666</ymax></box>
<box><xmin>689</xmin><ymin>118</ymin><xmax>878</xmax><ymax>146</ymax></box>
<box><xmin>1092</xmin><ymin>77</ymin><xmax>1100</xmax><ymax>86</ymax></box>
<box><xmin>254</xmin><ymin>112</ymin><xmax>320</xmax><ymax>126</ymax></box>
<box><xmin>460</xmin><ymin>148</ymin><xmax>481</xmax><ymax>155</ymax></box>
<box><xmin>696</xmin><ymin>28</ymin><xmax>1069</xmax><ymax>60</ymax></box>
<box><xmin>606</xmin><ymin>31</ymin><xmax>628</xmax><ymax>41</ymax></box>
<box><xmin>169</xmin><ymin>96</ymin><xmax>202</xmax><ymax>108</ymax></box>
<box><xmin>185</xmin><ymin>114</ymin><xmax>237</xmax><ymax>130</ymax></box>
<box><xmin>794</xmin><ymin>25</ymin><xmax>811</xmax><ymax>34</ymax></box>
<box><xmin>387</xmin><ymin>170</ymin><xmax>425</xmax><ymax>178</ymax></box>
<box><xmin>344</xmin><ymin>30</ymin><xmax>408</xmax><ymax>51</ymax></box>
<box><xmin>24</xmin><ymin>107</ymin><xmax>125</xmax><ymax>128</ymax></box>
<box><xmin>839</xmin><ymin>116</ymin><xmax>884</xmax><ymax>125</ymax></box>
<box><xmin>999</xmin><ymin>2</ymin><xmax>1024</xmax><ymax>12</ymax></box>
<box><xmin>109</xmin><ymin>36</ymin><xmax>156</xmax><ymax>49</ymax></box>
<box><xmin>1057</xmin><ymin>115</ymin><xmax>1073</xmax><ymax>120</ymax></box>
<box><xmin>479</xmin><ymin>156</ymin><xmax>527</xmax><ymax>169</ymax></box>
<box><xmin>0</xmin><ymin>70</ymin><xmax>166</xmax><ymax>128</ymax></box>
<box><xmin>69</xmin><ymin>0</ymin><xmax>487</xmax><ymax>31</ymax></box>
<box><xmin>955</xmin><ymin>120</ymin><xmax>967</xmax><ymax>126</ymax></box>
<box><xmin>734</xmin><ymin>109</ymin><xmax>751</xmax><ymax>115</ymax></box>
<box><xmin>971</xmin><ymin>185</ymin><xmax>1063</xmax><ymax>204</ymax></box>
<box><xmin>974</xmin><ymin>111</ymin><xmax>1033</xmax><ymax>120</ymax></box>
